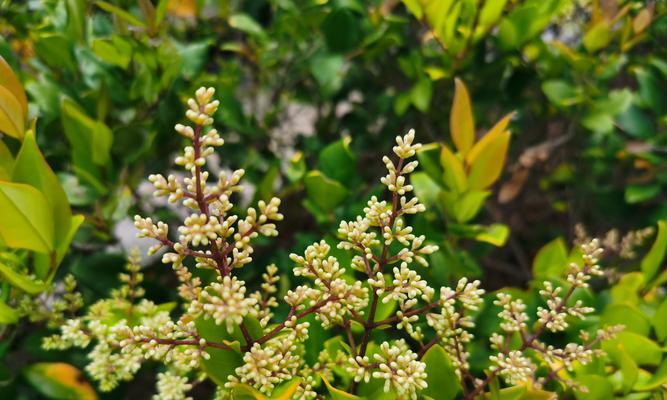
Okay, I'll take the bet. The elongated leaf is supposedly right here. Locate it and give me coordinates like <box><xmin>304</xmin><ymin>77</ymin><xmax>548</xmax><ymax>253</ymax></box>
<box><xmin>0</xmin><ymin>56</ymin><xmax>27</xmax><ymax>117</ymax></box>
<box><xmin>467</xmin><ymin>131</ymin><xmax>510</xmax><ymax>190</ymax></box>
<box><xmin>0</xmin><ymin>262</ymin><xmax>48</xmax><ymax>294</ymax></box>
<box><xmin>271</xmin><ymin>378</ymin><xmax>302</xmax><ymax>399</ymax></box>
<box><xmin>0</xmin><ymin>85</ymin><xmax>24</xmax><ymax>140</ymax></box>
<box><xmin>322</xmin><ymin>375</ymin><xmax>363</xmax><ymax>399</ymax></box>
<box><xmin>641</xmin><ymin>220</ymin><xmax>667</xmax><ymax>282</ymax></box>
<box><xmin>304</xmin><ymin>171</ymin><xmax>348</xmax><ymax>211</ymax></box>
<box><xmin>24</xmin><ymin>363</ymin><xmax>97</xmax><ymax>400</ymax></box>
<box><xmin>422</xmin><ymin>344</ymin><xmax>460</xmax><ymax>400</ymax></box>
<box><xmin>0</xmin><ymin>182</ymin><xmax>53</xmax><ymax>253</ymax></box>
<box><xmin>95</xmin><ymin>1</ymin><xmax>146</xmax><ymax>27</ymax></box>
<box><xmin>440</xmin><ymin>145</ymin><xmax>467</xmax><ymax>193</ymax></box>
<box><xmin>450</xmin><ymin>78</ymin><xmax>475</xmax><ymax>155</ymax></box>
<box><xmin>12</xmin><ymin>130</ymin><xmax>72</xmax><ymax>248</ymax></box>
<box><xmin>466</xmin><ymin>112</ymin><xmax>514</xmax><ymax>165</ymax></box>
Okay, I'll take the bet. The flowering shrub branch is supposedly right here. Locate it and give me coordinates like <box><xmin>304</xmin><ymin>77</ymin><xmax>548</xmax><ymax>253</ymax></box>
<box><xmin>42</xmin><ymin>88</ymin><xmax>623</xmax><ymax>399</ymax></box>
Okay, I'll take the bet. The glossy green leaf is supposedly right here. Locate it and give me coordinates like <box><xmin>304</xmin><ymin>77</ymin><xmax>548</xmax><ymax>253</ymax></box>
<box><xmin>270</xmin><ymin>378</ymin><xmax>302</xmax><ymax>399</ymax></box>
<box><xmin>411</xmin><ymin>172</ymin><xmax>440</xmax><ymax>208</ymax></box>
<box><xmin>422</xmin><ymin>344</ymin><xmax>460</xmax><ymax>400</ymax></box>
<box><xmin>542</xmin><ymin>80</ymin><xmax>582</xmax><ymax>107</ymax></box>
<box><xmin>474</xmin><ymin>223</ymin><xmax>509</xmax><ymax>247</ymax></box>
<box><xmin>607</xmin><ymin>343</ymin><xmax>639</xmax><ymax>393</ymax></box>
<box><xmin>574</xmin><ymin>375</ymin><xmax>613</xmax><ymax>400</ymax></box>
<box><xmin>532</xmin><ymin>237</ymin><xmax>568</xmax><ymax>279</ymax></box>
<box><xmin>0</xmin><ymin>182</ymin><xmax>53</xmax><ymax>253</ymax></box>
<box><xmin>91</xmin><ymin>37</ymin><xmax>132</xmax><ymax>69</ymax></box>
<box><xmin>634</xmin><ymin>358</ymin><xmax>667</xmax><ymax>391</ymax></box>
<box><xmin>23</xmin><ymin>362</ymin><xmax>98</xmax><ymax>400</ymax></box>
<box><xmin>229</xmin><ymin>14</ymin><xmax>266</xmax><ymax>38</ymax></box>
<box><xmin>322</xmin><ymin>8</ymin><xmax>362</xmax><ymax>53</ymax></box>
<box><xmin>653</xmin><ymin>298</ymin><xmax>667</xmax><ymax>342</ymax></box>
<box><xmin>602</xmin><ymin>331</ymin><xmax>662</xmax><ymax>366</ymax></box>
<box><xmin>12</xmin><ymin>130</ymin><xmax>72</xmax><ymax>250</ymax></box>
<box><xmin>304</xmin><ymin>171</ymin><xmax>348</xmax><ymax>211</ymax></box>
<box><xmin>194</xmin><ymin>317</ymin><xmax>244</xmax><ymax>386</ymax></box>
<box><xmin>640</xmin><ymin>220</ymin><xmax>667</xmax><ymax>282</ymax></box>
<box><xmin>319</xmin><ymin>137</ymin><xmax>355</xmax><ymax>183</ymax></box>
<box><xmin>601</xmin><ymin>303</ymin><xmax>650</xmax><ymax>336</ymax></box>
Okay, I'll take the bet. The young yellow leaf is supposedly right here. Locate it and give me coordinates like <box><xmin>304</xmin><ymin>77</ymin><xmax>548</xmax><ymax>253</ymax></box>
<box><xmin>633</xmin><ymin>8</ymin><xmax>652</xmax><ymax>34</ymax></box>
<box><xmin>24</xmin><ymin>362</ymin><xmax>98</xmax><ymax>400</ymax></box>
<box><xmin>466</xmin><ymin>112</ymin><xmax>514</xmax><ymax>166</ymax></box>
<box><xmin>450</xmin><ymin>78</ymin><xmax>475</xmax><ymax>156</ymax></box>
<box><xmin>0</xmin><ymin>56</ymin><xmax>28</xmax><ymax>117</ymax></box>
<box><xmin>467</xmin><ymin>130</ymin><xmax>510</xmax><ymax>190</ymax></box>
<box><xmin>0</xmin><ymin>85</ymin><xmax>25</xmax><ymax>140</ymax></box>
<box><xmin>440</xmin><ymin>145</ymin><xmax>467</xmax><ymax>193</ymax></box>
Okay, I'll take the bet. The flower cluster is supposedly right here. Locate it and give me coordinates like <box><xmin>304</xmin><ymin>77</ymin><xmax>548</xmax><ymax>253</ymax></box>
<box><xmin>41</xmin><ymin>89</ymin><xmax>621</xmax><ymax>399</ymax></box>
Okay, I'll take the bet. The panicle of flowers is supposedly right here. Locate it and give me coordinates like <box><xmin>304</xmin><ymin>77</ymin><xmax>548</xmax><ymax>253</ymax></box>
<box><xmin>188</xmin><ymin>275</ymin><xmax>258</xmax><ymax>333</ymax></box>
<box><xmin>481</xmin><ymin>239</ymin><xmax>623</xmax><ymax>394</ymax></box>
<box><xmin>349</xmin><ymin>340</ymin><xmax>427</xmax><ymax>399</ymax></box>
<box><xmin>153</xmin><ymin>371</ymin><xmax>193</xmax><ymax>400</ymax></box>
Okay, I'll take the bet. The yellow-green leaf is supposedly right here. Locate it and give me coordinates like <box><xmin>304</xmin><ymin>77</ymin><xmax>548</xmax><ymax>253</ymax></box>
<box><xmin>440</xmin><ymin>145</ymin><xmax>467</xmax><ymax>193</ymax></box>
<box><xmin>0</xmin><ymin>181</ymin><xmax>54</xmax><ymax>254</ymax></box>
<box><xmin>322</xmin><ymin>374</ymin><xmax>363</xmax><ymax>399</ymax></box>
<box><xmin>0</xmin><ymin>299</ymin><xmax>19</xmax><ymax>324</ymax></box>
<box><xmin>467</xmin><ymin>131</ymin><xmax>510</xmax><ymax>190</ymax></box>
<box><xmin>0</xmin><ymin>262</ymin><xmax>49</xmax><ymax>294</ymax></box>
<box><xmin>12</xmin><ymin>130</ymin><xmax>72</xmax><ymax>249</ymax></box>
<box><xmin>633</xmin><ymin>8</ymin><xmax>652</xmax><ymax>34</ymax></box>
<box><xmin>271</xmin><ymin>378</ymin><xmax>302</xmax><ymax>400</ymax></box>
<box><xmin>0</xmin><ymin>56</ymin><xmax>28</xmax><ymax>117</ymax></box>
<box><xmin>23</xmin><ymin>362</ymin><xmax>98</xmax><ymax>400</ymax></box>
<box><xmin>466</xmin><ymin>112</ymin><xmax>514</xmax><ymax>166</ymax></box>
<box><xmin>0</xmin><ymin>85</ymin><xmax>24</xmax><ymax>140</ymax></box>
<box><xmin>640</xmin><ymin>220</ymin><xmax>667</xmax><ymax>282</ymax></box>
<box><xmin>450</xmin><ymin>78</ymin><xmax>475</xmax><ymax>156</ymax></box>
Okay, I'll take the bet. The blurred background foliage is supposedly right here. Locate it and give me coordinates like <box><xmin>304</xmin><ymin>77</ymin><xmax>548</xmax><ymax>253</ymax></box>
<box><xmin>1</xmin><ymin>0</ymin><xmax>667</xmax><ymax>398</ymax></box>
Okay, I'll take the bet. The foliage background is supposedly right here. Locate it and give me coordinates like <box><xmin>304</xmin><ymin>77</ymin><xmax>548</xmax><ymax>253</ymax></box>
<box><xmin>0</xmin><ymin>0</ymin><xmax>666</xmax><ymax>398</ymax></box>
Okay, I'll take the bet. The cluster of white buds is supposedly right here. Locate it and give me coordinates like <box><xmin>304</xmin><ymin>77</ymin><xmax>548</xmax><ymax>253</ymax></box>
<box><xmin>567</xmin><ymin>238</ymin><xmax>604</xmax><ymax>287</ymax></box>
<box><xmin>189</xmin><ymin>276</ymin><xmax>258</xmax><ymax>333</ymax></box>
<box><xmin>489</xmin><ymin>351</ymin><xmax>536</xmax><ymax>385</ymax></box>
<box><xmin>153</xmin><ymin>371</ymin><xmax>193</xmax><ymax>400</ymax></box>
<box><xmin>349</xmin><ymin>340</ymin><xmax>427</xmax><ymax>399</ymax></box>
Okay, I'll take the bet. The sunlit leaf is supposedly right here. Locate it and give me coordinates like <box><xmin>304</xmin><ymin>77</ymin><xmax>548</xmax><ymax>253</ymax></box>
<box><xmin>0</xmin><ymin>182</ymin><xmax>53</xmax><ymax>254</ymax></box>
<box><xmin>450</xmin><ymin>78</ymin><xmax>475</xmax><ymax>155</ymax></box>
<box><xmin>24</xmin><ymin>362</ymin><xmax>97</xmax><ymax>400</ymax></box>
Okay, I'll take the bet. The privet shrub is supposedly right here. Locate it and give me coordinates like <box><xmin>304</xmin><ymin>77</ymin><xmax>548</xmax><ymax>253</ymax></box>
<box><xmin>43</xmin><ymin>88</ymin><xmax>627</xmax><ymax>399</ymax></box>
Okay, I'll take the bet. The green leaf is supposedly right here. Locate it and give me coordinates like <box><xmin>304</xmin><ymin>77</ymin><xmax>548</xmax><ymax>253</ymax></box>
<box><xmin>583</xmin><ymin>20</ymin><xmax>611</xmax><ymax>52</ymax></box>
<box><xmin>474</xmin><ymin>224</ymin><xmax>509</xmax><ymax>247</ymax></box>
<box><xmin>12</xmin><ymin>131</ymin><xmax>72</xmax><ymax>252</ymax></box>
<box><xmin>0</xmin><ymin>182</ymin><xmax>54</xmax><ymax>254</ymax></box>
<box><xmin>304</xmin><ymin>171</ymin><xmax>348</xmax><ymax>211</ymax></box>
<box><xmin>653</xmin><ymin>298</ymin><xmax>667</xmax><ymax>342</ymax></box>
<box><xmin>322</xmin><ymin>375</ymin><xmax>363</xmax><ymax>399</ymax></box>
<box><xmin>634</xmin><ymin>358</ymin><xmax>667</xmax><ymax>391</ymax></box>
<box><xmin>95</xmin><ymin>1</ymin><xmax>146</xmax><ymax>27</ymax></box>
<box><xmin>0</xmin><ymin>299</ymin><xmax>19</xmax><ymax>324</ymax></box>
<box><xmin>194</xmin><ymin>317</ymin><xmax>243</xmax><ymax>386</ymax></box>
<box><xmin>411</xmin><ymin>172</ymin><xmax>440</xmax><ymax>207</ymax></box>
<box><xmin>310</xmin><ymin>52</ymin><xmax>345</xmax><ymax>97</ymax></box>
<box><xmin>601</xmin><ymin>303</ymin><xmax>650</xmax><ymax>336</ymax></box>
<box><xmin>422</xmin><ymin>345</ymin><xmax>460</xmax><ymax>400</ymax></box>
<box><xmin>322</xmin><ymin>8</ymin><xmax>362</xmax><ymax>53</ymax></box>
<box><xmin>0</xmin><ymin>140</ymin><xmax>12</xmax><ymax>179</ymax></box>
<box><xmin>229</xmin><ymin>14</ymin><xmax>266</xmax><ymax>38</ymax></box>
<box><xmin>450</xmin><ymin>78</ymin><xmax>475</xmax><ymax>155</ymax></box>
<box><xmin>33</xmin><ymin>34</ymin><xmax>77</xmax><ymax>73</ymax></box>
<box><xmin>602</xmin><ymin>331</ymin><xmax>662</xmax><ymax>366</ymax></box>
<box><xmin>411</xmin><ymin>77</ymin><xmax>433</xmax><ymax>112</ymax></box>
<box><xmin>318</xmin><ymin>137</ymin><xmax>355</xmax><ymax>183</ymax></box>
<box><xmin>625</xmin><ymin>184</ymin><xmax>660</xmax><ymax>204</ymax></box>
<box><xmin>640</xmin><ymin>220</ymin><xmax>667</xmax><ymax>282</ymax></box>
<box><xmin>636</xmin><ymin>67</ymin><xmax>665</xmax><ymax>113</ymax></box>
<box><xmin>270</xmin><ymin>378</ymin><xmax>302</xmax><ymax>399</ymax></box>
<box><xmin>65</xmin><ymin>0</ymin><xmax>86</xmax><ymax>42</ymax></box>
<box><xmin>448</xmin><ymin>190</ymin><xmax>489</xmax><ymax>223</ymax></box>
<box><xmin>542</xmin><ymin>80</ymin><xmax>582</xmax><ymax>107</ymax></box>
<box><xmin>61</xmin><ymin>98</ymin><xmax>113</xmax><ymax>185</ymax></box>
<box><xmin>532</xmin><ymin>238</ymin><xmax>568</xmax><ymax>279</ymax></box>
<box><xmin>91</xmin><ymin>37</ymin><xmax>132</xmax><ymax>69</ymax></box>
<box><xmin>574</xmin><ymin>375</ymin><xmax>613</xmax><ymax>400</ymax></box>
<box><xmin>0</xmin><ymin>85</ymin><xmax>24</xmax><ymax>140</ymax></box>
<box><xmin>23</xmin><ymin>362</ymin><xmax>98</xmax><ymax>400</ymax></box>
<box><xmin>606</xmin><ymin>344</ymin><xmax>639</xmax><ymax>393</ymax></box>
<box><xmin>0</xmin><ymin>262</ymin><xmax>49</xmax><ymax>294</ymax></box>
